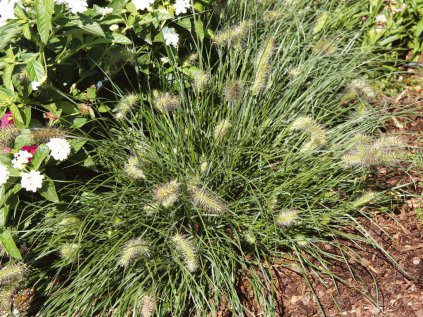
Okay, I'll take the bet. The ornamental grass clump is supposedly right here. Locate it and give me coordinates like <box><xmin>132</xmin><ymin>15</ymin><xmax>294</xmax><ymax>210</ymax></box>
<box><xmin>17</xmin><ymin>0</ymin><xmax>410</xmax><ymax>316</ymax></box>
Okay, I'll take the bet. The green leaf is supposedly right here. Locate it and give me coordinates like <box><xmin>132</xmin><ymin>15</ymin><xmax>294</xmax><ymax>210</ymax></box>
<box><xmin>0</xmin><ymin>24</ymin><xmax>21</xmax><ymax>50</ymax></box>
<box><xmin>36</xmin><ymin>0</ymin><xmax>54</xmax><ymax>44</ymax></box>
<box><xmin>9</xmin><ymin>104</ymin><xmax>24</xmax><ymax>125</ymax></box>
<box><xmin>0</xmin><ymin>228</ymin><xmax>22</xmax><ymax>259</ymax></box>
<box><xmin>111</xmin><ymin>33</ymin><xmax>132</xmax><ymax>44</ymax></box>
<box><xmin>194</xmin><ymin>19</ymin><xmax>205</xmax><ymax>42</ymax></box>
<box><xmin>39</xmin><ymin>176</ymin><xmax>59</xmax><ymax>203</ymax></box>
<box><xmin>32</xmin><ymin>144</ymin><xmax>50</xmax><ymax>170</ymax></box>
<box><xmin>27</xmin><ymin>60</ymin><xmax>46</xmax><ymax>82</ymax></box>
<box><xmin>77</xmin><ymin>16</ymin><xmax>106</xmax><ymax>37</ymax></box>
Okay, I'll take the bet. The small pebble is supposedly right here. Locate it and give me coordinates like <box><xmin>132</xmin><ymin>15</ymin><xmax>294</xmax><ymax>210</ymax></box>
<box><xmin>412</xmin><ymin>257</ymin><xmax>420</xmax><ymax>265</ymax></box>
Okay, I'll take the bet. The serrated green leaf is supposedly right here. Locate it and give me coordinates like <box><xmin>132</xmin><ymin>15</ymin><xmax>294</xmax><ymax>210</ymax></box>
<box><xmin>26</xmin><ymin>60</ymin><xmax>46</xmax><ymax>82</ymax></box>
<box><xmin>111</xmin><ymin>33</ymin><xmax>132</xmax><ymax>44</ymax></box>
<box><xmin>0</xmin><ymin>23</ymin><xmax>21</xmax><ymax>50</ymax></box>
<box><xmin>36</xmin><ymin>0</ymin><xmax>54</xmax><ymax>44</ymax></box>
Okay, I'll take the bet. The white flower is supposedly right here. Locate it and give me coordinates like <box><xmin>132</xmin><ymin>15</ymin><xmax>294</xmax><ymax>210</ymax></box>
<box><xmin>31</xmin><ymin>81</ymin><xmax>42</xmax><ymax>91</ymax></box>
<box><xmin>55</xmin><ymin>0</ymin><xmax>88</xmax><ymax>14</ymax></box>
<box><xmin>375</xmin><ymin>14</ymin><xmax>387</xmax><ymax>32</ymax></box>
<box><xmin>109</xmin><ymin>24</ymin><xmax>119</xmax><ymax>32</ymax></box>
<box><xmin>174</xmin><ymin>0</ymin><xmax>190</xmax><ymax>15</ymax></box>
<box><xmin>98</xmin><ymin>7</ymin><xmax>113</xmax><ymax>15</ymax></box>
<box><xmin>132</xmin><ymin>0</ymin><xmax>155</xmax><ymax>11</ymax></box>
<box><xmin>0</xmin><ymin>0</ymin><xmax>19</xmax><ymax>27</ymax></box>
<box><xmin>46</xmin><ymin>138</ymin><xmax>71</xmax><ymax>161</ymax></box>
<box><xmin>20</xmin><ymin>170</ymin><xmax>44</xmax><ymax>192</ymax></box>
<box><xmin>12</xmin><ymin>150</ymin><xmax>33</xmax><ymax>170</ymax></box>
<box><xmin>0</xmin><ymin>163</ymin><xmax>10</xmax><ymax>187</ymax></box>
<box><xmin>162</xmin><ymin>27</ymin><xmax>179</xmax><ymax>47</ymax></box>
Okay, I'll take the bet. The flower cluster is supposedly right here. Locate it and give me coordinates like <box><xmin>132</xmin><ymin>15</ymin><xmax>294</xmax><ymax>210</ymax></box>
<box><xmin>0</xmin><ymin>112</ymin><xmax>72</xmax><ymax>193</ymax></box>
<box><xmin>55</xmin><ymin>0</ymin><xmax>88</xmax><ymax>14</ymax></box>
<box><xmin>133</xmin><ymin>0</ymin><xmax>155</xmax><ymax>11</ymax></box>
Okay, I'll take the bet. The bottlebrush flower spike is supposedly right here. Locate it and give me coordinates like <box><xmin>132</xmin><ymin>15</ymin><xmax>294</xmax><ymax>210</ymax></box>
<box><xmin>351</xmin><ymin>192</ymin><xmax>377</xmax><ymax>208</ymax></box>
<box><xmin>251</xmin><ymin>37</ymin><xmax>275</xmax><ymax>95</ymax></box>
<box><xmin>59</xmin><ymin>243</ymin><xmax>80</xmax><ymax>262</ymax></box>
<box><xmin>31</xmin><ymin>127</ymin><xmax>67</xmax><ymax>144</ymax></box>
<box><xmin>172</xmin><ymin>234</ymin><xmax>198</xmax><ymax>273</ymax></box>
<box><xmin>213</xmin><ymin>21</ymin><xmax>251</xmax><ymax>47</ymax></box>
<box><xmin>0</xmin><ymin>263</ymin><xmax>26</xmax><ymax>286</ymax></box>
<box><xmin>342</xmin><ymin>135</ymin><xmax>405</xmax><ymax>167</ymax></box>
<box><xmin>153</xmin><ymin>90</ymin><xmax>181</xmax><ymax>113</ymax></box>
<box><xmin>223</xmin><ymin>80</ymin><xmax>245</xmax><ymax>103</ymax></box>
<box><xmin>140</xmin><ymin>294</ymin><xmax>156</xmax><ymax>317</ymax></box>
<box><xmin>119</xmin><ymin>238</ymin><xmax>149</xmax><ymax>267</ymax></box>
<box><xmin>0</xmin><ymin>126</ymin><xmax>19</xmax><ymax>149</ymax></box>
<box><xmin>153</xmin><ymin>179</ymin><xmax>180</xmax><ymax>207</ymax></box>
<box><xmin>213</xmin><ymin>119</ymin><xmax>232</xmax><ymax>142</ymax></box>
<box><xmin>125</xmin><ymin>156</ymin><xmax>146</xmax><ymax>180</ymax></box>
<box><xmin>313</xmin><ymin>11</ymin><xmax>329</xmax><ymax>34</ymax></box>
<box><xmin>349</xmin><ymin>78</ymin><xmax>377</xmax><ymax>101</ymax></box>
<box><xmin>115</xmin><ymin>94</ymin><xmax>139</xmax><ymax>120</ymax></box>
<box><xmin>291</xmin><ymin>116</ymin><xmax>326</xmax><ymax>151</ymax></box>
<box><xmin>188</xmin><ymin>184</ymin><xmax>228</xmax><ymax>215</ymax></box>
<box><xmin>263</xmin><ymin>10</ymin><xmax>282</xmax><ymax>22</ymax></box>
<box><xmin>276</xmin><ymin>209</ymin><xmax>299</xmax><ymax>227</ymax></box>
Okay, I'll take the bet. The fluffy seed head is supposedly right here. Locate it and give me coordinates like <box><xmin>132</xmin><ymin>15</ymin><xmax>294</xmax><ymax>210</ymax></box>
<box><xmin>291</xmin><ymin>116</ymin><xmax>326</xmax><ymax>151</ymax></box>
<box><xmin>125</xmin><ymin>156</ymin><xmax>146</xmax><ymax>180</ymax></box>
<box><xmin>58</xmin><ymin>216</ymin><xmax>81</xmax><ymax>235</ymax></box>
<box><xmin>143</xmin><ymin>203</ymin><xmax>159</xmax><ymax>216</ymax></box>
<box><xmin>349</xmin><ymin>78</ymin><xmax>376</xmax><ymax>101</ymax></box>
<box><xmin>153</xmin><ymin>179</ymin><xmax>180</xmax><ymax>207</ymax></box>
<box><xmin>0</xmin><ymin>285</ymin><xmax>14</xmax><ymax>311</ymax></box>
<box><xmin>267</xmin><ymin>194</ymin><xmax>278</xmax><ymax>211</ymax></box>
<box><xmin>214</xmin><ymin>119</ymin><xmax>232</xmax><ymax>142</ymax></box>
<box><xmin>192</xmin><ymin>70</ymin><xmax>210</xmax><ymax>90</ymax></box>
<box><xmin>313</xmin><ymin>39</ymin><xmax>337</xmax><ymax>55</ymax></box>
<box><xmin>172</xmin><ymin>234</ymin><xmax>198</xmax><ymax>272</ymax></box>
<box><xmin>251</xmin><ymin>37</ymin><xmax>275</xmax><ymax>95</ymax></box>
<box><xmin>59</xmin><ymin>243</ymin><xmax>79</xmax><ymax>262</ymax></box>
<box><xmin>140</xmin><ymin>294</ymin><xmax>156</xmax><ymax>317</ymax></box>
<box><xmin>213</xmin><ymin>21</ymin><xmax>251</xmax><ymax>47</ymax></box>
<box><xmin>0</xmin><ymin>126</ymin><xmax>19</xmax><ymax>149</ymax></box>
<box><xmin>313</xmin><ymin>11</ymin><xmax>329</xmax><ymax>34</ymax></box>
<box><xmin>263</xmin><ymin>10</ymin><xmax>282</xmax><ymax>22</ymax></box>
<box><xmin>115</xmin><ymin>94</ymin><xmax>139</xmax><ymax>120</ymax></box>
<box><xmin>351</xmin><ymin>192</ymin><xmax>377</xmax><ymax>208</ymax></box>
<box><xmin>276</xmin><ymin>209</ymin><xmax>299</xmax><ymax>227</ymax></box>
<box><xmin>119</xmin><ymin>238</ymin><xmax>149</xmax><ymax>267</ymax></box>
<box><xmin>188</xmin><ymin>184</ymin><xmax>228</xmax><ymax>215</ymax></box>
<box><xmin>243</xmin><ymin>232</ymin><xmax>256</xmax><ymax>245</ymax></box>
<box><xmin>0</xmin><ymin>263</ymin><xmax>26</xmax><ymax>286</ymax></box>
<box><xmin>342</xmin><ymin>135</ymin><xmax>405</xmax><ymax>167</ymax></box>
<box><xmin>31</xmin><ymin>127</ymin><xmax>67</xmax><ymax>144</ymax></box>
<box><xmin>223</xmin><ymin>80</ymin><xmax>245</xmax><ymax>103</ymax></box>
<box><xmin>153</xmin><ymin>90</ymin><xmax>181</xmax><ymax>113</ymax></box>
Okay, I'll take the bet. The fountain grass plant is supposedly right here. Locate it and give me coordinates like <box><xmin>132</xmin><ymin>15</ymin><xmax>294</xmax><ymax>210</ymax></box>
<box><xmin>14</xmin><ymin>0</ymin><xmax>413</xmax><ymax>316</ymax></box>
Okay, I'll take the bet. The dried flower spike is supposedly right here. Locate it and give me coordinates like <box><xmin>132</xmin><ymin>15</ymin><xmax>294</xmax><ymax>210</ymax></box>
<box><xmin>351</xmin><ymin>192</ymin><xmax>376</xmax><ymax>208</ymax></box>
<box><xmin>276</xmin><ymin>209</ymin><xmax>299</xmax><ymax>227</ymax></box>
<box><xmin>119</xmin><ymin>238</ymin><xmax>149</xmax><ymax>267</ymax></box>
<box><xmin>172</xmin><ymin>234</ymin><xmax>198</xmax><ymax>272</ymax></box>
<box><xmin>153</xmin><ymin>179</ymin><xmax>180</xmax><ymax>207</ymax></box>
<box><xmin>349</xmin><ymin>78</ymin><xmax>376</xmax><ymax>101</ymax></box>
<box><xmin>188</xmin><ymin>184</ymin><xmax>228</xmax><ymax>215</ymax></box>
